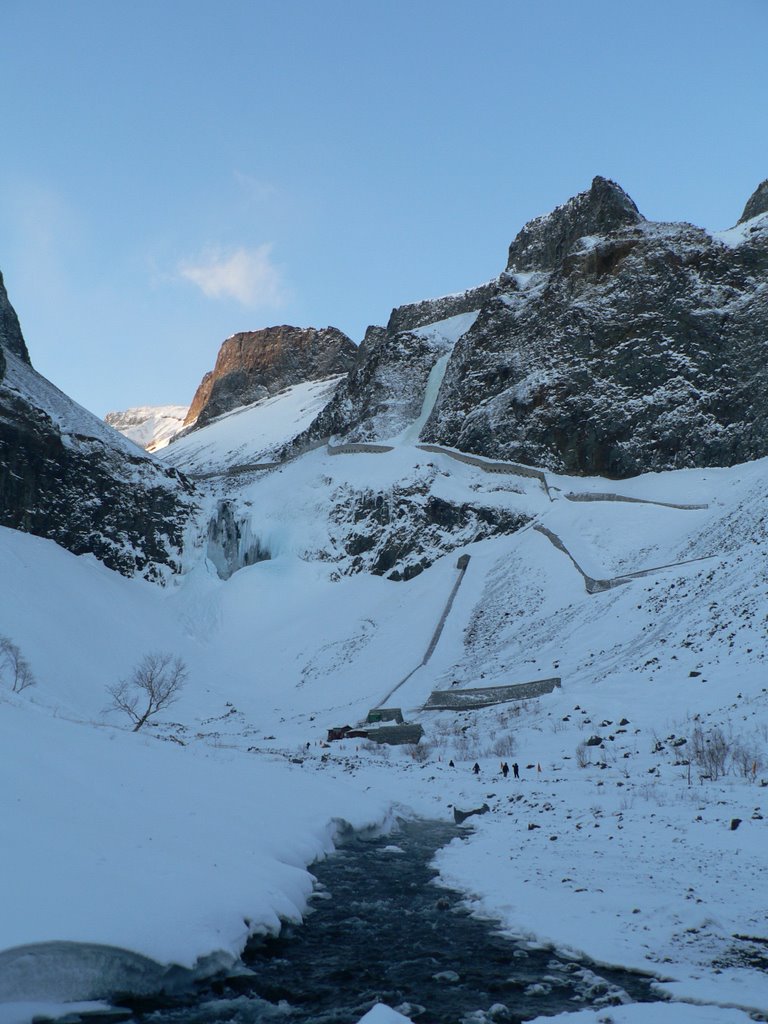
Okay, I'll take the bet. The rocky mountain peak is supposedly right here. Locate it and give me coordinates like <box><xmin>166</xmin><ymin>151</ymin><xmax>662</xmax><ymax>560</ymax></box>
<box><xmin>185</xmin><ymin>325</ymin><xmax>357</xmax><ymax>428</ymax></box>
<box><xmin>738</xmin><ymin>178</ymin><xmax>768</xmax><ymax>224</ymax></box>
<box><xmin>506</xmin><ymin>175</ymin><xmax>644</xmax><ymax>272</ymax></box>
<box><xmin>0</xmin><ymin>271</ymin><xmax>31</xmax><ymax>366</ymax></box>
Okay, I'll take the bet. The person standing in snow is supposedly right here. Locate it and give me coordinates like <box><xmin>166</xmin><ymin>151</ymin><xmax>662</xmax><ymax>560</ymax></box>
<box><xmin>501</xmin><ymin>762</ymin><xmax>509</xmax><ymax>778</ymax></box>
<box><xmin>512</xmin><ymin>762</ymin><xmax>520</xmax><ymax>778</ymax></box>
<box><xmin>472</xmin><ymin>762</ymin><xmax>480</xmax><ymax>775</ymax></box>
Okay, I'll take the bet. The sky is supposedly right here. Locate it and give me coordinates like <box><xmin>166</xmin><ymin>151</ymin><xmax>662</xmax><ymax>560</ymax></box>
<box><xmin>1</xmin><ymin>0</ymin><xmax>767</xmax><ymax>417</ymax></box>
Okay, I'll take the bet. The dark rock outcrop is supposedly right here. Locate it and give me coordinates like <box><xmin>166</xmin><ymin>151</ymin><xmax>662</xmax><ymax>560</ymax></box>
<box><xmin>386</xmin><ymin>280</ymin><xmax>499</xmax><ymax>334</ymax></box>
<box><xmin>287</xmin><ymin>325</ymin><xmax>447</xmax><ymax>448</ymax></box>
<box><xmin>185</xmin><ymin>325</ymin><xmax>356</xmax><ymax>428</ymax></box>
<box><xmin>739</xmin><ymin>179</ymin><xmax>768</xmax><ymax>224</ymax></box>
<box><xmin>0</xmin><ymin>280</ymin><xmax>196</xmax><ymax>577</ymax></box>
<box><xmin>327</xmin><ymin>472</ymin><xmax>529</xmax><ymax>580</ymax></box>
<box><xmin>0</xmin><ymin>271</ymin><xmax>30</xmax><ymax>366</ymax></box>
<box><xmin>286</xmin><ymin>292</ymin><xmax>489</xmax><ymax>453</ymax></box>
<box><xmin>424</xmin><ymin>181</ymin><xmax>768</xmax><ymax>476</ymax></box>
<box><xmin>505</xmin><ymin>176</ymin><xmax>643</xmax><ymax>273</ymax></box>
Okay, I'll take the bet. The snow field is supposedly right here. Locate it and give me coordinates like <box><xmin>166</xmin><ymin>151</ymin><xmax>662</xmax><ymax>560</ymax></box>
<box><xmin>1</xmin><ymin>385</ymin><xmax>767</xmax><ymax>1022</ymax></box>
<box><xmin>1</xmin><ymin>694</ymin><xmax>391</xmax><ymax>990</ymax></box>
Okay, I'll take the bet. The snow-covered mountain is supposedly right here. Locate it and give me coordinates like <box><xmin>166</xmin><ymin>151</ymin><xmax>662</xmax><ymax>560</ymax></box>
<box><xmin>2</xmin><ymin>178</ymin><xmax>768</xmax><ymax>1024</ymax></box>
<box><xmin>104</xmin><ymin>404</ymin><xmax>189</xmax><ymax>452</ymax></box>
<box><xmin>0</xmin><ymin>280</ymin><xmax>195</xmax><ymax>578</ymax></box>
<box><xmin>3</xmin><ymin>424</ymin><xmax>767</xmax><ymax>1019</ymax></box>
<box><xmin>291</xmin><ymin>177</ymin><xmax>768</xmax><ymax>478</ymax></box>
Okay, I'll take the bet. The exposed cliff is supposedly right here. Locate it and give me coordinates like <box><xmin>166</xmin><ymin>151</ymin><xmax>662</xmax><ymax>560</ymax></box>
<box><xmin>0</xmin><ymin>271</ymin><xmax>29</xmax><ymax>366</ymax></box>
<box><xmin>0</xmin><ymin>280</ymin><xmax>196</xmax><ymax>578</ymax></box>
<box><xmin>185</xmin><ymin>325</ymin><xmax>357</xmax><ymax>428</ymax></box>
<box><xmin>424</xmin><ymin>178</ymin><xmax>768</xmax><ymax>476</ymax></box>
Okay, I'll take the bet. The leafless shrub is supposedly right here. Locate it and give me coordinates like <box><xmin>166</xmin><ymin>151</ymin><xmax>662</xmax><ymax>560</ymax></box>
<box><xmin>576</xmin><ymin>741</ymin><xmax>592</xmax><ymax>768</ymax></box>
<box><xmin>406</xmin><ymin>741</ymin><xmax>432</xmax><ymax>762</ymax></box>
<box><xmin>691</xmin><ymin>725</ymin><xmax>730</xmax><ymax>780</ymax></box>
<box><xmin>732</xmin><ymin>738</ymin><xmax>764</xmax><ymax>780</ymax></box>
<box><xmin>491</xmin><ymin>733</ymin><xmax>516</xmax><ymax>757</ymax></box>
<box><xmin>360</xmin><ymin>739</ymin><xmax>390</xmax><ymax>759</ymax></box>
<box><xmin>454</xmin><ymin>734</ymin><xmax>483</xmax><ymax>760</ymax></box>
<box><xmin>0</xmin><ymin>635</ymin><xmax>36</xmax><ymax>692</ymax></box>
<box><xmin>105</xmin><ymin>652</ymin><xmax>187</xmax><ymax>731</ymax></box>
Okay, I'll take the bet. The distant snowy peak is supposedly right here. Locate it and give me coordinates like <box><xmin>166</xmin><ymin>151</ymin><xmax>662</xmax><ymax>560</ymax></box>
<box><xmin>184</xmin><ymin>325</ymin><xmax>357</xmax><ymax>430</ymax></box>
<box><xmin>105</xmin><ymin>405</ymin><xmax>189</xmax><ymax>452</ymax></box>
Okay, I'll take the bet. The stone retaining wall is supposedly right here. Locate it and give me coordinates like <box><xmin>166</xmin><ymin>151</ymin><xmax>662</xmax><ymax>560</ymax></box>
<box><xmin>565</xmin><ymin>491</ymin><xmax>708</xmax><ymax>510</ymax></box>
<box><xmin>424</xmin><ymin>677</ymin><xmax>561</xmax><ymax>711</ymax></box>
<box><xmin>534</xmin><ymin>523</ymin><xmax>713</xmax><ymax>595</ymax></box>
<box><xmin>327</xmin><ymin>442</ymin><xmax>395</xmax><ymax>455</ymax></box>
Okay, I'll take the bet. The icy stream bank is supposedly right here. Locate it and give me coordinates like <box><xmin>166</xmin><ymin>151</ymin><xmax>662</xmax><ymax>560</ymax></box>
<box><xmin>125</xmin><ymin>820</ymin><xmax>658</xmax><ymax>1024</ymax></box>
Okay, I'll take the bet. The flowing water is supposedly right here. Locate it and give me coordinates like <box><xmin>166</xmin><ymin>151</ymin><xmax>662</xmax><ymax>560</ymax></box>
<box><xmin>131</xmin><ymin>819</ymin><xmax>660</xmax><ymax>1024</ymax></box>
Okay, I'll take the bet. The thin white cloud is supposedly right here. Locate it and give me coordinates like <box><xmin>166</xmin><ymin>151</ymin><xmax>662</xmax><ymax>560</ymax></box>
<box><xmin>178</xmin><ymin>244</ymin><xmax>287</xmax><ymax>308</ymax></box>
<box><xmin>233</xmin><ymin>171</ymin><xmax>279</xmax><ymax>205</ymax></box>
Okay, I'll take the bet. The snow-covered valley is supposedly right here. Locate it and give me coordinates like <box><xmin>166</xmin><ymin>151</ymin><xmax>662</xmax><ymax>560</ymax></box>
<box><xmin>4</xmin><ymin>179</ymin><xmax>768</xmax><ymax>1023</ymax></box>
<box><xmin>2</xmin><ymin>363</ymin><xmax>767</xmax><ymax>1023</ymax></box>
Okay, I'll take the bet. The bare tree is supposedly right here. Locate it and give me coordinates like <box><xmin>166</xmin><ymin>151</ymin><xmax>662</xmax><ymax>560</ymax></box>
<box><xmin>106</xmin><ymin>652</ymin><xmax>187</xmax><ymax>731</ymax></box>
<box><xmin>691</xmin><ymin>725</ymin><xmax>730</xmax><ymax>780</ymax></box>
<box><xmin>732</xmin><ymin>738</ymin><xmax>764</xmax><ymax>780</ymax></box>
<box><xmin>0</xmin><ymin>635</ymin><xmax>36</xmax><ymax>692</ymax></box>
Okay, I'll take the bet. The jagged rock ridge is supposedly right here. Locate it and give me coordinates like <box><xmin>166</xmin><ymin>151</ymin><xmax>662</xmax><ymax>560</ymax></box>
<box><xmin>423</xmin><ymin>177</ymin><xmax>768</xmax><ymax>475</ymax></box>
<box><xmin>505</xmin><ymin>175</ymin><xmax>644</xmax><ymax>273</ymax></box>
<box><xmin>297</xmin><ymin>175</ymin><xmax>768</xmax><ymax>478</ymax></box>
<box><xmin>185</xmin><ymin>325</ymin><xmax>357</xmax><ymax>428</ymax></box>
<box><xmin>739</xmin><ymin>178</ymin><xmax>768</xmax><ymax>224</ymax></box>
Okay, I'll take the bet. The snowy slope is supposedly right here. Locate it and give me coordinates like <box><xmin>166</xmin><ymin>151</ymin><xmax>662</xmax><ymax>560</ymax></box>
<box><xmin>159</xmin><ymin>375</ymin><xmax>344</xmax><ymax>474</ymax></box>
<box><xmin>3</xmin><ymin>349</ymin><xmax>157</xmax><ymax>459</ymax></box>
<box><xmin>1</xmin><ymin>392</ymin><xmax>767</xmax><ymax>1022</ymax></box>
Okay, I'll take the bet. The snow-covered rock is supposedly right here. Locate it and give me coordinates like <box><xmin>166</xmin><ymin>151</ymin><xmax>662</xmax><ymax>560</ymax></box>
<box><xmin>424</xmin><ymin>181</ymin><xmax>768</xmax><ymax>475</ymax></box>
<box><xmin>0</xmin><ymin>280</ymin><xmax>196</xmax><ymax>578</ymax></box>
<box><xmin>290</xmin><ymin>176</ymin><xmax>768</xmax><ymax>479</ymax></box>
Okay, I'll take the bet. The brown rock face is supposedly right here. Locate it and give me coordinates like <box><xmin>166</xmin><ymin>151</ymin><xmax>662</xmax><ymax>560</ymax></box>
<box><xmin>185</xmin><ymin>325</ymin><xmax>357</xmax><ymax>427</ymax></box>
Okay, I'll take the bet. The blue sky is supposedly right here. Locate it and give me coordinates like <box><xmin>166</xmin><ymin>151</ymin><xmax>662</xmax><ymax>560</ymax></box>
<box><xmin>2</xmin><ymin>0</ymin><xmax>767</xmax><ymax>416</ymax></box>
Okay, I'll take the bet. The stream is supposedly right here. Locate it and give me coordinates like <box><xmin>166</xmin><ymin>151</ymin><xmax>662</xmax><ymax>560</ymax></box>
<box><xmin>131</xmin><ymin>819</ymin><xmax>660</xmax><ymax>1024</ymax></box>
